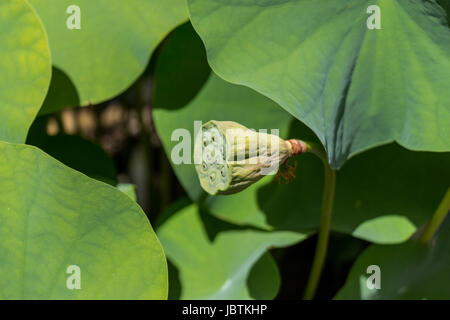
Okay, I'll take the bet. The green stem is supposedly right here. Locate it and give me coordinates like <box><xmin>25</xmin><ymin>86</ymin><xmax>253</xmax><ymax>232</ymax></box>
<box><xmin>302</xmin><ymin>142</ymin><xmax>336</xmax><ymax>300</ymax></box>
<box><xmin>418</xmin><ymin>188</ymin><xmax>450</xmax><ymax>245</ymax></box>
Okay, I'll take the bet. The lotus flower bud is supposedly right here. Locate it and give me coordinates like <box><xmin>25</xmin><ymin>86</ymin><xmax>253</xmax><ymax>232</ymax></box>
<box><xmin>194</xmin><ymin>120</ymin><xmax>306</xmax><ymax>195</ymax></box>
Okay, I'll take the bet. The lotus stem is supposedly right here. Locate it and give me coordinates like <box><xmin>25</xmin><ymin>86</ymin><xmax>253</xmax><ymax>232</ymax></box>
<box><xmin>418</xmin><ymin>188</ymin><xmax>450</xmax><ymax>245</ymax></box>
<box><xmin>302</xmin><ymin>142</ymin><xmax>336</xmax><ymax>300</ymax></box>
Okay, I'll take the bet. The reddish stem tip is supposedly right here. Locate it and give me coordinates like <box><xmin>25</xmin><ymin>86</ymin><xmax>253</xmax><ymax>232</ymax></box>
<box><xmin>288</xmin><ymin>139</ymin><xmax>307</xmax><ymax>156</ymax></box>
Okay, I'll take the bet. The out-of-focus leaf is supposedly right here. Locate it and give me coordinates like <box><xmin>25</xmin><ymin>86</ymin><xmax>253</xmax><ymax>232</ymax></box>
<box><xmin>157</xmin><ymin>203</ymin><xmax>307</xmax><ymax>299</ymax></box>
<box><xmin>247</xmin><ymin>252</ymin><xmax>281</xmax><ymax>300</ymax></box>
<box><xmin>0</xmin><ymin>142</ymin><xmax>167</xmax><ymax>299</ymax></box>
<box><xmin>188</xmin><ymin>0</ymin><xmax>450</xmax><ymax>168</ymax></box>
<box><xmin>335</xmin><ymin>220</ymin><xmax>450</xmax><ymax>299</ymax></box>
<box><xmin>0</xmin><ymin>0</ymin><xmax>51</xmax><ymax>143</ymax></box>
<box><xmin>154</xmin><ymin>22</ymin><xmax>210</xmax><ymax>110</ymax></box>
<box><xmin>351</xmin><ymin>216</ymin><xmax>416</xmax><ymax>244</ymax></box>
<box><xmin>29</xmin><ymin>0</ymin><xmax>188</xmax><ymax>111</ymax></box>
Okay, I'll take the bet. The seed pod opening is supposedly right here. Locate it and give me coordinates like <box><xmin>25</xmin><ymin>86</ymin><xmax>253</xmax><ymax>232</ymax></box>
<box><xmin>194</xmin><ymin>120</ymin><xmax>297</xmax><ymax>195</ymax></box>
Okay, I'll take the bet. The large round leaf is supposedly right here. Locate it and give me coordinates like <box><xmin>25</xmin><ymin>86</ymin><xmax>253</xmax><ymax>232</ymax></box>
<box><xmin>0</xmin><ymin>142</ymin><xmax>167</xmax><ymax>299</ymax></box>
<box><xmin>157</xmin><ymin>203</ymin><xmax>306</xmax><ymax>299</ymax></box>
<box><xmin>188</xmin><ymin>0</ymin><xmax>450</xmax><ymax>168</ymax></box>
<box><xmin>0</xmin><ymin>0</ymin><xmax>51</xmax><ymax>143</ymax></box>
<box><xmin>335</xmin><ymin>221</ymin><xmax>450</xmax><ymax>299</ymax></box>
<box><xmin>29</xmin><ymin>0</ymin><xmax>188</xmax><ymax>112</ymax></box>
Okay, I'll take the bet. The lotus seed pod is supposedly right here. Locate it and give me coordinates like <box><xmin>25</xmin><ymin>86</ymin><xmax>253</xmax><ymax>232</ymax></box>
<box><xmin>194</xmin><ymin>120</ymin><xmax>305</xmax><ymax>195</ymax></box>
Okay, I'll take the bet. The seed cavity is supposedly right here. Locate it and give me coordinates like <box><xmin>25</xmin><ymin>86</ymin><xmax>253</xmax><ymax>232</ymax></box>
<box><xmin>197</xmin><ymin>124</ymin><xmax>232</xmax><ymax>194</ymax></box>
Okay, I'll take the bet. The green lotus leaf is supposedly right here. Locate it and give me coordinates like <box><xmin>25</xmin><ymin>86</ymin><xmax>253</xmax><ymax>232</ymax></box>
<box><xmin>29</xmin><ymin>0</ymin><xmax>188</xmax><ymax>112</ymax></box>
<box><xmin>351</xmin><ymin>216</ymin><xmax>416</xmax><ymax>244</ymax></box>
<box><xmin>246</xmin><ymin>252</ymin><xmax>281</xmax><ymax>300</ymax></box>
<box><xmin>0</xmin><ymin>0</ymin><xmax>51</xmax><ymax>143</ymax></box>
<box><xmin>0</xmin><ymin>142</ymin><xmax>167</xmax><ymax>299</ymax></box>
<box><xmin>157</xmin><ymin>203</ymin><xmax>307</xmax><ymax>299</ymax></box>
<box><xmin>335</xmin><ymin>222</ymin><xmax>450</xmax><ymax>299</ymax></box>
<box><xmin>188</xmin><ymin>0</ymin><xmax>450</xmax><ymax>168</ymax></box>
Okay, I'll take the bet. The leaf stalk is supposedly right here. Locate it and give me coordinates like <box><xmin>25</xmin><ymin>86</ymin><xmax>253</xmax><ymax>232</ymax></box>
<box><xmin>418</xmin><ymin>188</ymin><xmax>450</xmax><ymax>245</ymax></box>
<box><xmin>301</xmin><ymin>141</ymin><xmax>336</xmax><ymax>300</ymax></box>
